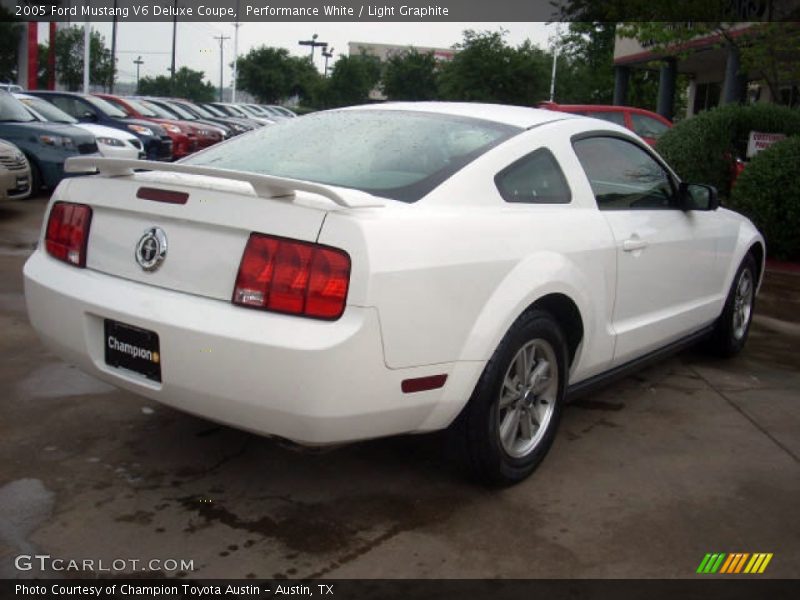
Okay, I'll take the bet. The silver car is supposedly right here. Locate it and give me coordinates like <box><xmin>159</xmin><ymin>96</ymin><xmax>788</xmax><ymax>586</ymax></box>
<box><xmin>0</xmin><ymin>139</ymin><xmax>31</xmax><ymax>201</ymax></box>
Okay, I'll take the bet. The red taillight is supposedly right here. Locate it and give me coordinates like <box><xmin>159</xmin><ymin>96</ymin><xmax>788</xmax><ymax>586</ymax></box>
<box><xmin>233</xmin><ymin>233</ymin><xmax>351</xmax><ymax>320</ymax></box>
<box><xmin>45</xmin><ymin>202</ymin><xmax>92</xmax><ymax>267</ymax></box>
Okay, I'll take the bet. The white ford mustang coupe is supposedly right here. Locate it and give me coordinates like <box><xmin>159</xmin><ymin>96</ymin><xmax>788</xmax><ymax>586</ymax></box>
<box><xmin>24</xmin><ymin>103</ymin><xmax>764</xmax><ymax>484</ymax></box>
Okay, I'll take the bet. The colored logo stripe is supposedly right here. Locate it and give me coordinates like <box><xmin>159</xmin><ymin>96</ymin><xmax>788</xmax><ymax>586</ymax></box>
<box><xmin>697</xmin><ymin>553</ymin><xmax>773</xmax><ymax>574</ymax></box>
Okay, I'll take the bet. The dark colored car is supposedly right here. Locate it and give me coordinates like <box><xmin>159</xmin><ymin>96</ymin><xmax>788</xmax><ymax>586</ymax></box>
<box><xmin>139</xmin><ymin>98</ymin><xmax>239</xmax><ymax>139</ymax></box>
<box><xmin>27</xmin><ymin>91</ymin><xmax>173</xmax><ymax>161</ymax></box>
<box><xmin>539</xmin><ymin>102</ymin><xmax>672</xmax><ymax>146</ymax></box>
<box><xmin>0</xmin><ymin>91</ymin><xmax>98</xmax><ymax>191</ymax></box>
<box><xmin>203</xmin><ymin>102</ymin><xmax>265</xmax><ymax>130</ymax></box>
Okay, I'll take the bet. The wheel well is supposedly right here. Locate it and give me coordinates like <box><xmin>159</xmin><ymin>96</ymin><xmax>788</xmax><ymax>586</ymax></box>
<box><xmin>528</xmin><ymin>293</ymin><xmax>584</xmax><ymax>366</ymax></box>
<box><xmin>748</xmin><ymin>242</ymin><xmax>765</xmax><ymax>286</ymax></box>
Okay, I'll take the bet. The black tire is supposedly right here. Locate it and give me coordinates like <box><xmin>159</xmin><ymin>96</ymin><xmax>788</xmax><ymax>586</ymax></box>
<box><xmin>707</xmin><ymin>254</ymin><xmax>757</xmax><ymax>357</ymax></box>
<box><xmin>450</xmin><ymin>309</ymin><xmax>568</xmax><ymax>486</ymax></box>
<box><xmin>28</xmin><ymin>160</ymin><xmax>43</xmax><ymax>196</ymax></box>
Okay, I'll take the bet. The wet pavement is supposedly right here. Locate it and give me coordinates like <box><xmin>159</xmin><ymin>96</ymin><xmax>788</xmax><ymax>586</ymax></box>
<box><xmin>1</xmin><ymin>196</ymin><xmax>798</xmax><ymax>579</ymax></box>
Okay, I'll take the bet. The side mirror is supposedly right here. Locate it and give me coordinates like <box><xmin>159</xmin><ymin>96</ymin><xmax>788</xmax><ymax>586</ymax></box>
<box><xmin>679</xmin><ymin>182</ymin><xmax>719</xmax><ymax>211</ymax></box>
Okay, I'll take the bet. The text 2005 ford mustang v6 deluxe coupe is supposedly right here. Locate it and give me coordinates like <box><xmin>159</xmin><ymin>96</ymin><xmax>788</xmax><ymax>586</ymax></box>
<box><xmin>24</xmin><ymin>103</ymin><xmax>763</xmax><ymax>484</ymax></box>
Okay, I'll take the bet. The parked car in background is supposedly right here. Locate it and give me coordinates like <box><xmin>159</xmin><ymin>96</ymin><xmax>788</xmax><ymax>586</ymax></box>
<box><xmin>236</xmin><ymin>103</ymin><xmax>281</xmax><ymax>122</ymax></box>
<box><xmin>26</xmin><ymin>91</ymin><xmax>172</xmax><ymax>161</ymax></box>
<box><xmin>268</xmin><ymin>105</ymin><xmax>297</xmax><ymax>118</ymax></box>
<box><xmin>0</xmin><ymin>139</ymin><xmax>31</xmax><ymax>201</ymax></box>
<box><xmin>0</xmin><ymin>91</ymin><xmax>98</xmax><ymax>191</ymax></box>
<box><xmin>131</xmin><ymin>97</ymin><xmax>231</xmax><ymax>141</ymax></box>
<box><xmin>103</xmin><ymin>95</ymin><xmax>225</xmax><ymax>151</ymax></box>
<box><xmin>142</xmin><ymin>98</ymin><xmax>251</xmax><ymax>137</ymax></box>
<box><xmin>15</xmin><ymin>93</ymin><xmax>143</xmax><ymax>160</ymax></box>
<box><xmin>212</xmin><ymin>102</ymin><xmax>275</xmax><ymax>125</ymax></box>
<box><xmin>198</xmin><ymin>102</ymin><xmax>263</xmax><ymax>131</ymax></box>
<box><xmin>24</xmin><ymin>103</ymin><xmax>763</xmax><ymax>485</ymax></box>
<box><xmin>539</xmin><ymin>102</ymin><xmax>672</xmax><ymax>146</ymax></box>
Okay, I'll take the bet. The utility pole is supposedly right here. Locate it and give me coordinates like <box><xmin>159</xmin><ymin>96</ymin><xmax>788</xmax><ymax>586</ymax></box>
<box><xmin>109</xmin><ymin>0</ymin><xmax>118</xmax><ymax>93</ymax></box>
<box><xmin>213</xmin><ymin>34</ymin><xmax>230</xmax><ymax>102</ymax></box>
<box><xmin>170</xmin><ymin>0</ymin><xmax>177</xmax><ymax>94</ymax></box>
<box><xmin>231</xmin><ymin>1</ymin><xmax>240</xmax><ymax>102</ymax></box>
<box><xmin>298</xmin><ymin>34</ymin><xmax>327</xmax><ymax>68</ymax></box>
<box><xmin>134</xmin><ymin>56</ymin><xmax>144</xmax><ymax>93</ymax></box>
<box><xmin>83</xmin><ymin>17</ymin><xmax>90</xmax><ymax>93</ymax></box>
<box><xmin>322</xmin><ymin>47</ymin><xmax>334</xmax><ymax>77</ymax></box>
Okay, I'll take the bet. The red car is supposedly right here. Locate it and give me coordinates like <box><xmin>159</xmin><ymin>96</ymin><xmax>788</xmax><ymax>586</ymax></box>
<box><xmin>539</xmin><ymin>102</ymin><xmax>672</xmax><ymax>146</ymax></box>
<box><xmin>95</xmin><ymin>94</ymin><xmax>220</xmax><ymax>159</ymax></box>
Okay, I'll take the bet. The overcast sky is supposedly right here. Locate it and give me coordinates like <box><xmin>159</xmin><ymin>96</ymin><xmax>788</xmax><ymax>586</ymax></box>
<box><xmin>37</xmin><ymin>21</ymin><xmax>557</xmax><ymax>85</ymax></box>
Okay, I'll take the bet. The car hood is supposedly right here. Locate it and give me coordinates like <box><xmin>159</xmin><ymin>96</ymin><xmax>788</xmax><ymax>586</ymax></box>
<box><xmin>0</xmin><ymin>121</ymin><xmax>96</xmax><ymax>144</ymax></box>
<box><xmin>76</xmin><ymin>122</ymin><xmax>138</xmax><ymax>141</ymax></box>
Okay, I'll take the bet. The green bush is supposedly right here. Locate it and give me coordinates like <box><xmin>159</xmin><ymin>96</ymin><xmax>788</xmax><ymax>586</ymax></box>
<box><xmin>656</xmin><ymin>103</ymin><xmax>800</xmax><ymax>198</ymax></box>
<box><xmin>728</xmin><ymin>136</ymin><xmax>800</xmax><ymax>261</ymax></box>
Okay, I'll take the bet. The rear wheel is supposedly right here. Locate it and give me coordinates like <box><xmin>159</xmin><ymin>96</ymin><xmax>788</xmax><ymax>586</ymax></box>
<box><xmin>453</xmin><ymin>310</ymin><xmax>567</xmax><ymax>486</ymax></box>
<box><xmin>708</xmin><ymin>254</ymin><xmax>757</xmax><ymax>357</ymax></box>
<box><xmin>29</xmin><ymin>160</ymin><xmax>43</xmax><ymax>196</ymax></box>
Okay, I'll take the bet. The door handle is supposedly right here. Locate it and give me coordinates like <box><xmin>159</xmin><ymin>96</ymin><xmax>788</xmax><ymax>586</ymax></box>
<box><xmin>622</xmin><ymin>237</ymin><xmax>648</xmax><ymax>252</ymax></box>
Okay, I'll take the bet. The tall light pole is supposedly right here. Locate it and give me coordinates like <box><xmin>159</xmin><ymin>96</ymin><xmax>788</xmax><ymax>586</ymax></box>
<box><xmin>109</xmin><ymin>0</ymin><xmax>118</xmax><ymax>93</ymax></box>
<box><xmin>232</xmin><ymin>15</ymin><xmax>241</xmax><ymax>101</ymax></box>
<box><xmin>134</xmin><ymin>56</ymin><xmax>144</xmax><ymax>93</ymax></box>
<box><xmin>82</xmin><ymin>17</ymin><xmax>90</xmax><ymax>93</ymax></box>
<box><xmin>170</xmin><ymin>0</ymin><xmax>178</xmax><ymax>94</ymax></box>
<box><xmin>214</xmin><ymin>34</ymin><xmax>230</xmax><ymax>101</ymax></box>
<box><xmin>322</xmin><ymin>47</ymin><xmax>334</xmax><ymax>77</ymax></box>
<box><xmin>298</xmin><ymin>34</ymin><xmax>327</xmax><ymax>68</ymax></box>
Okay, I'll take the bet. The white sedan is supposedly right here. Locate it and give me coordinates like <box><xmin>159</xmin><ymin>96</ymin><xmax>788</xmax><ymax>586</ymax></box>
<box><xmin>15</xmin><ymin>93</ymin><xmax>144</xmax><ymax>159</ymax></box>
<box><xmin>23</xmin><ymin>103</ymin><xmax>763</xmax><ymax>484</ymax></box>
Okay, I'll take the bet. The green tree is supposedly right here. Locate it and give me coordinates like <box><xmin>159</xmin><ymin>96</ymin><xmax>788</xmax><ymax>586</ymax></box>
<box><xmin>437</xmin><ymin>30</ymin><xmax>550</xmax><ymax>105</ymax></box>
<box><xmin>555</xmin><ymin>22</ymin><xmax>616</xmax><ymax>104</ymax></box>
<box><xmin>236</xmin><ymin>46</ymin><xmax>320</xmax><ymax>104</ymax></box>
<box><xmin>138</xmin><ymin>67</ymin><xmax>216</xmax><ymax>102</ymax></box>
<box><xmin>0</xmin><ymin>8</ymin><xmax>22</xmax><ymax>83</ymax></box>
<box><xmin>382</xmin><ymin>48</ymin><xmax>439</xmax><ymax>101</ymax></box>
<box><xmin>321</xmin><ymin>52</ymin><xmax>382</xmax><ymax>108</ymax></box>
<box><xmin>53</xmin><ymin>26</ymin><xmax>114</xmax><ymax>91</ymax></box>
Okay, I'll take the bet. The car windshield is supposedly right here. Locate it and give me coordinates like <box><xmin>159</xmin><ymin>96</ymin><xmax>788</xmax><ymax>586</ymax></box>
<box><xmin>200</xmin><ymin>104</ymin><xmax>225</xmax><ymax>117</ymax></box>
<box><xmin>83</xmin><ymin>95</ymin><xmax>128</xmax><ymax>118</ymax></box>
<box><xmin>135</xmin><ymin>99</ymin><xmax>175</xmax><ymax>119</ymax></box>
<box><xmin>224</xmin><ymin>104</ymin><xmax>248</xmax><ymax>117</ymax></box>
<box><xmin>0</xmin><ymin>93</ymin><xmax>36</xmax><ymax>122</ymax></box>
<box><xmin>185</xmin><ymin>109</ymin><xmax>520</xmax><ymax>202</ymax></box>
<box><xmin>184</xmin><ymin>103</ymin><xmax>215</xmax><ymax>119</ymax></box>
<box><xmin>19</xmin><ymin>97</ymin><xmax>78</xmax><ymax>123</ymax></box>
<box><xmin>161</xmin><ymin>101</ymin><xmax>196</xmax><ymax>120</ymax></box>
<box><xmin>121</xmin><ymin>97</ymin><xmax>159</xmax><ymax>118</ymax></box>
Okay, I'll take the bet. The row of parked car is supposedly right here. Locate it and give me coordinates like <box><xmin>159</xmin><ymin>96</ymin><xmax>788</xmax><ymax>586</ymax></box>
<box><xmin>0</xmin><ymin>89</ymin><xmax>296</xmax><ymax>201</ymax></box>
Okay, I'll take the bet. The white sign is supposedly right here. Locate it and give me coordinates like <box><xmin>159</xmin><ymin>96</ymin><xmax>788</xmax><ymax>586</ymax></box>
<box><xmin>746</xmin><ymin>131</ymin><xmax>786</xmax><ymax>158</ymax></box>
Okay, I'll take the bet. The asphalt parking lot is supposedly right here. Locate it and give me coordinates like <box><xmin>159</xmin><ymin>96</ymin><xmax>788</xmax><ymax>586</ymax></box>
<box><xmin>1</xmin><ymin>195</ymin><xmax>798</xmax><ymax>579</ymax></box>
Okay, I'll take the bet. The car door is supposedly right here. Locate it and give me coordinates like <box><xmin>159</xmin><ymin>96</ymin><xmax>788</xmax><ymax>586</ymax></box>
<box><xmin>572</xmin><ymin>135</ymin><xmax>722</xmax><ymax>365</ymax></box>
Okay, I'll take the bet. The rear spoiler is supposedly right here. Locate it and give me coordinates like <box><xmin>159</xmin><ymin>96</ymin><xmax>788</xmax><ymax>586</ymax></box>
<box><xmin>64</xmin><ymin>156</ymin><xmax>385</xmax><ymax>209</ymax></box>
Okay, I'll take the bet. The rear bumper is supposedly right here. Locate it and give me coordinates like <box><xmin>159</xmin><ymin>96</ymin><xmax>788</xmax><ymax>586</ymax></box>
<box><xmin>23</xmin><ymin>250</ymin><xmax>453</xmax><ymax>444</ymax></box>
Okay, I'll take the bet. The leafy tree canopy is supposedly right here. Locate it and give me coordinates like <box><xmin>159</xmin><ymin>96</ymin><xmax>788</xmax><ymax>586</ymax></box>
<box><xmin>52</xmin><ymin>26</ymin><xmax>114</xmax><ymax>91</ymax></box>
<box><xmin>382</xmin><ymin>48</ymin><xmax>439</xmax><ymax>101</ymax></box>
<box><xmin>138</xmin><ymin>66</ymin><xmax>216</xmax><ymax>102</ymax></box>
<box><xmin>236</xmin><ymin>46</ymin><xmax>320</xmax><ymax>104</ymax></box>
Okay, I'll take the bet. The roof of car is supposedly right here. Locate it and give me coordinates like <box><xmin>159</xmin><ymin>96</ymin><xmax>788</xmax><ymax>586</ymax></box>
<box><xmin>347</xmin><ymin>102</ymin><xmax>580</xmax><ymax>129</ymax></box>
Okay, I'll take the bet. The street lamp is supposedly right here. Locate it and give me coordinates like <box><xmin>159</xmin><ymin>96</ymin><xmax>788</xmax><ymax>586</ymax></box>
<box><xmin>298</xmin><ymin>33</ymin><xmax>327</xmax><ymax>66</ymax></box>
<box><xmin>322</xmin><ymin>47</ymin><xmax>335</xmax><ymax>77</ymax></box>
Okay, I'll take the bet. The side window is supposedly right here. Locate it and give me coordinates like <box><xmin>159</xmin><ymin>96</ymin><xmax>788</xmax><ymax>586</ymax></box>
<box><xmin>586</xmin><ymin>111</ymin><xmax>626</xmax><ymax>127</ymax></box>
<box><xmin>630</xmin><ymin>113</ymin><xmax>670</xmax><ymax>139</ymax></box>
<box><xmin>572</xmin><ymin>136</ymin><xmax>676</xmax><ymax>210</ymax></box>
<box><xmin>48</xmin><ymin>96</ymin><xmax>79</xmax><ymax>118</ymax></box>
<box><xmin>495</xmin><ymin>148</ymin><xmax>571</xmax><ymax>204</ymax></box>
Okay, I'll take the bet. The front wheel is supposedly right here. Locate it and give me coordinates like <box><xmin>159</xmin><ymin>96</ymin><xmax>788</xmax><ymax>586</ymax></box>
<box><xmin>708</xmin><ymin>254</ymin><xmax>757</xmax><ymax>357</ymax></box>
<box><xmin>452</xmin><ymin>310</ymin><xmax>567</xmax><ymax>486</ymax></box>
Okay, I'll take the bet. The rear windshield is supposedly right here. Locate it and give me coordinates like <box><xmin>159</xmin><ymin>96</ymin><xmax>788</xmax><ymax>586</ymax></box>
<box><xmin>184</xmin><ymin>109</ymin><xmax>520</xmax><ymax>202</ymax></box>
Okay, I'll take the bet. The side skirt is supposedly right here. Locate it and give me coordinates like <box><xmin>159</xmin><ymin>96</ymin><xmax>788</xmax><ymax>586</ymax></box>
<box><xmin>566</xmin><ymin>325</ymin><xmax>715</xmax><ymax>401</ymax></box>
